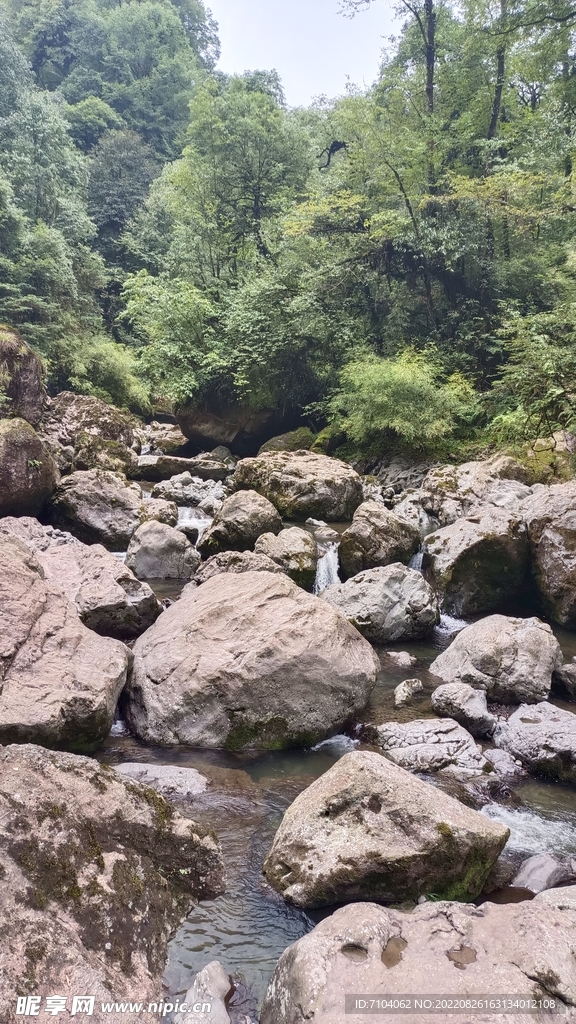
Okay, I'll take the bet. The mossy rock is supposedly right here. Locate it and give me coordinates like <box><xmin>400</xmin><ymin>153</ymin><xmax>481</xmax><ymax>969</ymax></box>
<box><xmin>259</xmin><ymin>427</ymin><xmax>316</xmax><ymax>454</ymax></box>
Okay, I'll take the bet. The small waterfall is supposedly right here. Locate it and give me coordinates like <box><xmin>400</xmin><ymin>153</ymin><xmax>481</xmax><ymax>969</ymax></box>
<box><xmin>408</xmin><ymin>545</ymin><xmax>424</xmax><ymax>573</ymax></box>
<box><xmin>314</xmin><ymin>541</ymin><xmax>340</xmax><ymax>595</ymax></box>
<box><xmin>177</xmin><ymin>506</ymin><xmax>213</xmax><ymax>546</ymax></box>
<box><xmin>435</xmin><ymin>613</ymin><xmax>470</xmax><ymax>639</ymax></box>
<box><xmin>112</xmin><ymin>551</ymin><xmax>127</xmax><ymax>562</ymax></box>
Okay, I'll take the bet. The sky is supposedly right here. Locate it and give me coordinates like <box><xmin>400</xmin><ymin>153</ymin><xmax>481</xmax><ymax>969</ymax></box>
<box><xmin>205</xmin><ymin>0</ymin><xmax>399</xmax><ymax>107</ymax></box>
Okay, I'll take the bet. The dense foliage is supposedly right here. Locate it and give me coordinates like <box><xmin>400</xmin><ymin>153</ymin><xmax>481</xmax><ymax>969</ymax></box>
<box><xmin>3</xmin><ymin>0</ymin><xmax>576</xmax><ymax>453</ymax></box>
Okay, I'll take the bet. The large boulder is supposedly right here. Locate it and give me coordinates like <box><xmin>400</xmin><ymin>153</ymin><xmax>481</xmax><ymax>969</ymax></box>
<box><xmin>139</xmin><ymin>496</ymin><xmax>179</xmax><ymax>527</ymax></box>
<box><xmin>38</xmin><ymin>390</ymin><xmax>137</xmax><ymax>476</ymax></box>
<box><xmin>152</xmin><ymin>471</ymin><xmax>227</xmax><ymax>509</ymax></box>
<box><xmin>0</xmin><ymin>743</ymin><xmax>224</xmax><ymax>1024</ymax></box>
<box><xmin>321</xmin><ymin>564</ymin><xmax>439</xmax><ymax>643</ymax></box>
<box><xmin>137</xmin><ymin>419</ymin><xmax>187</xmax><ymax>455</ymax></box>
<box><xmin>47</xmin><ymin>469</ymin><xmax>144</xmax><ymax>548</ymax></box>
<box><xmin>423</xmin><ymin>506</ymin><xmax>529</xmax><ymax>616</ymax></box>
<box><xmin>134</xmin><ymin>453</ymin><xmax>230</xmax><ymax>482</ymax></box>
<box><xmin>430</xmin><ymin>682</ymin><xmax>496</xmax><ymax>738</ymax></box>
<box><xmin>255</xmin><ymin>526</ymin><xmax>318</xmax><ymax>589</ymax></box>
<box><xmin>374</xmin><ymin>718</ymin><xmax>490</xmax><ymax>775</ymax></box>
<box><xmin>420</xmin><ymin>455</ymin><xmax>532</xmax><ymax>525</ymax></box>
<box><xmin>126</xmin><ymin>520</ymin><xmax>201</xmax><ymax>579</ymax></box>
<box><xmin>258</xmin><ymin>427</ymin><xmax>315</xmax><ymax>453</ymax></box>
<box><xmin>0</xmin><ymin>516</ymin><xmax>160</xmax><ymax>639</ymax></box>
<box><xmin>339</xmin><ymin>501</ymin><xmax>420</xmax><ymax>578</ymax></box>
<box><xmin>198</xmin><ymin>489</ymin><xmax>282</xmax><ymax>556</ymax></box>
<box><xmin>429</xmin><ymin>615</ymin><xmax>562</xmax><ymax>704</ymax></box>
<box><xmin>194</xmin><ymin>549</ymin><xmax>287</xmax><ymax>585</ymax></box>
<box><xmin>0</xmin><ymin>535</ymin><xmax>131</xmax><ymax>750</ymax></box>
<box><xmin>523</xmin><ymin>480</ymin><xmax>576</xmax><ymax>627</ymax></box>
<box><xmin>263</xmin><ymin>750</ymin><xmax>508</xmax><ymax>908</ymax></box>
<box><xmin>0</xmin><ymin>324</ymin><xmax>46</xmax><ymax>426</ymax></box>
<box><xmin>176</xmin><ymin>399</ymin><xmax>274</xmax><ymax>452</ymax></box>
<box><xmin>123</xmin><ymin>571</ymin><xmax>378</xmax><ymax>750</ymax></box>
<box><xmin>260</xmin><ymin>898</ymin><xmax>576</xmax><ymax>1024</ymax></box>
<box><xmin>234</xmin><ymin>450</ymin><xmax>363</xmax><ymax>521</ymax></box>
<box><xmin>0</xmin><ymin>417</ymin><xmax>59</xmax><ymax>516</ymax></box>
<box><xmin>494</xmin><ymin>702</ymin><xmax>576</xmax><ymax>783</ymax></box>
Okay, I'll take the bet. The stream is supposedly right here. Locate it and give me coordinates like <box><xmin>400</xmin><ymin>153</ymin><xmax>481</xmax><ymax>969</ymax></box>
<box><xmin>102</xmin><ymin>513</ymin><xmax>576</xmax><ymax>1018</ymax></box>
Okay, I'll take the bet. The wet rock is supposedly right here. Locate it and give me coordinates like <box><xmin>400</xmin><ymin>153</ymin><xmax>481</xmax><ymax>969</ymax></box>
<box><xmin>0</xmin><ymin>743</ymin><xmax>224</xmax><ymax>1024</ymax></box>
<box><xmin>511</xmin><ymin>853</ymin><xmax>576</xmax><ymax>894</ymax></box>
<box><xmin>394</xmin><ymin>679</ymin><xmax>423</xmax><ymax>707</ymax></box>
<box><xmin>234</xmin><ymin>450</ymin><xmax>363</xmax><ymax>521</ymax></box>
<box><xmin>114</xmin><ymin>763</ymin><xmax>209</xmax><ymax>801</ymax></box>
<box><xmin>258</xmin><ymin>427</ymin><xmax>315</xmax><ymax>453</ymax></box>
<box><xmin>385</xmin><ymin>650</ymin><xmax>418</xmax><ymax>669</ymax></box>
<box><xmin>523</xmin><ymin>480</ymin><xmax>576</xmax><ymax>627</ymax></box>
<box><xmin>0</xmin><ymin>534</ymin><xmax>131</xmax><ymax>750</ymax></box>
<box><xmin>0</xmin><ymin>417</ymin><xmax>59</xmax><ymax>516</ymax></box>
<box><xmin>174</xmin><ymin>961</ymin><xmax>232</xmax><ymax>1024</ymax></box>
<box><xmin>198</xmin><ymin>490</ymin><xmax>282</xmax><ymax>556</ymax></box>
<box><xmin>255</xmin><ymin>527</ymin><xmax>318</xmax><ymax>589</ymax></box>
<box><xmin>263</xmin><ymin>750</ymin><xmax>508</xmax><ymax>908</ymax></box>
<box><xmin>339</xmin><ymin>501</ymin><xmax>420</xmax><ymax>578</ymax></box>
<box><xmin>375</xmin><ymin>718</ymin><xmax>489</xmax><ymax>776</ymax></box>
<box><xmin>47</xmin><ymin>469</ymin><xmax>144</xmax><ymax>548</ymax></box>
<box><xmin>431</xmin><ymin>682</ymin><xmax>496</xmax><ymax>738</ymax></box>
<box><xmin>38</xmin><ymin>390</ymin><xmax>137</xmax><ymax>476</ymax></box>
<box><xmin>423</xmin><ymin>506</ymin><xmax>529</xmax><ymax>616</ymax></box>
<box><xmin>134</xmin><ymin>453</ymin><xmax>230</xmax><ymax>483</ymax></box>
<box><xmin>0</xmin><ymin>325</ymin><xmax>46</xmax><ymax>426</ymax></box>
<box><xmin>260</xmin><ymin>898</ymin><xmax>576</xmax><ymax>1024</ymax></box>
<box><xmin>0</xmin><ymin>516</ymin><xmax>160</xmax><ymax>639</ymax></box>
<box><xmin>494</xmin><ymin>701</ymin><xmax>576</xmax><ymax>783</ymax></box>
<box><xmin>126</xmin><ymin>521</ymin><xmax>201</xmax><ymax>579</ymax></box>
<box><xmin>429</xmin><ymin>615</ymin><xmax>562</xmax><ymax>704</ymax></box>
<box><xmin>139</xmin><ymin>496</ymin><xmax>179</xmax><ymax>527</ymax></box>
<box><xmin>124</xmin><ymin>571</ymin><xmax>378</xmax><ymax>749</ymax></box>
<box><xmin>554</xmin><ymin>658</ymin><xmax>576</xmax><ymax>700</ymax></box>
<box><xmin>194</xmin><ymin>550</ymin><xmax>287</xmax><ymax>585</ymax></box>
<box><xmin>483</xmin><ymin>747</ymin><xmax>527</xmax><ymax>778</ymax></box>
<box><xmin>152</xmin><ymin>471</ymin><xmax>227</xmax><ymax>508</ymax></box>
<box><xmin>322</xmin><ymin>564</ymin><xmax>439</xmax><ymax>643</ymax></box>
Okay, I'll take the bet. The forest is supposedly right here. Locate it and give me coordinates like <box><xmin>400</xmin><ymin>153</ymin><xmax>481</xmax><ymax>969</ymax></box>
<box><xmin>2</xmin><ymin>0</ymin><xmax>576</xmax><ymax>460</ymax></box>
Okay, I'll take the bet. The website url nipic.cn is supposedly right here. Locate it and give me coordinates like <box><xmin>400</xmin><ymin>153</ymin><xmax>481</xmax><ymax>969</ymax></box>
<box><xmin>16</xmin><ymin>996</ymin><xmax>212</xmax><ymax>1017</ymax></box>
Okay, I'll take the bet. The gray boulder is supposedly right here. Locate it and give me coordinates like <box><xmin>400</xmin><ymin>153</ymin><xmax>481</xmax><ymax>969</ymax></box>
<box><xmin>198</xmin><ymin>489</ymin><xmax>282</xmax><ymax>556</ymax></box>
<box><xmin>423</xmin><ymin>506</ymin><xmax>529</xmax><ymax>616</ymax></box>
<box><xmin>0</xmin><ymin>417</ymin><xmax>59</xmax><ymax>516</ymax></box>
<box><xmin>260</xmin><ymin>898</ymin><xmax>576</xmax><ymax>1024</ymax></box>
<box><xmin>0</xmin><ymin>516</ymin><xmax>160</xmax><ymax>639</ymax></box>
<box><xmin>38</xmin><ymin>390</ymin><xmax>137</xmax><ymax>476</ymax></box>
<box><xmin>134</xmin><ymin>453</ymin><xmax>230</xmax><ymax>482</ymax></box>
<box><xmin>494</xmin><ymin>701</ymin><xmax>576</xmax><ymax>783</ymax></box>
<box><xmin>420</xmin><ymin>455</ymin><xmax>532</xmax><ymax>525</ymax></box>
<box><xmin>0</xmin><ymin>534</ymin><xmax>131</xmax><ymax>751</ymax></box>
<box><xmin>174</xmin><ymin>961</ymin><xmax>232</xmax><ymax>1024</ymax></box>
<box><xmin>0</xmin><ymin>743</ymin><xmax>223</xmax><ymax>1024</ymax></box>
<box><xmin>194</xmin><ymin>549</ymin><xmax>287</xmax><ymax>585</ymax></box>
<box><xmin>126</xmin><ymin>521</ymin><xmax>201</xmax><ymax>579</ymax></box>
<box><xmin>321</xmin><ymin>564</ymin><xmax>438</xmax><ymax>644</ymax></box>
<box><xmin>511</xmin><ymin>853</ymin><xmax>576</xmax><ymax>894</ymax></box>
<box><xmin>255</xmin><ymin>526</ymin><xmax>318</xmax><ymax>589</ymax></box>
<box><xmin>152</xmin><ymin>471</ymin><xmax>227</xmax><ymax>508</ymax></box>
<box><xmin>124</xmin><ymin>571</ymin><xmax>378</xmax><ymax>750</ymax></box>
<box><xmin>0</xmin><ymin>325</ymin><xmax>46</xmax><ymax>426</ymax></box>
<box><xmin>430</xmin><ymin>614</ymin><xmax>562</xmax><ymax>704</ymax></box>
<box><xmin>136</xmin><ymin>419</ymin><xmax>187</xmax><ymax>455</ymax></box>
<box><xmin>47</xmin><ymin>469</ymin><xmax>144</xmax><ymax>548</ymax></box>
<box><xmin>431</xmin><ymin>682</ymin><xmax>496</xmax><ymax>738</ymax></box>
<box><xmin>263</xmin><ymin>750</ymin><xmax>508</xmax><ymax>908</ymax></box>
<box><xmin>339</xmin><ymin>501</ymin><xmax>420</xmax><ymax>578</ymax></box>
<box><xmin>234</xmin><ymin>450</ymin><xmax>363</xmax><ymax>520</ymax></box>
<box><xmin>258</xmin><ymin>427</ymin><xmax>315</xmax><ymax>453</ymax></box>
<box><xmin>394</xmin><ymin>678</ymin><xmax>423</xmax><ymax>707</ymax></box>
<box><xmin>375</xmin><ymin>718</ymin><xmax>490</xmax><ymax>776</ymax></box>
<box><xmin>523</xmin><ymin>480</ymin><xmax>576</xmax><ymax>627</ymax></box>
<box><xmin>139</xmin><ymin>497</ymin><xmax>179</xmax><ymax>526</ymax></box>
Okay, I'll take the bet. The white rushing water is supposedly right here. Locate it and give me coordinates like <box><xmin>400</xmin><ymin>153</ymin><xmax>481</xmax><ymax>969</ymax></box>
<box><xmin>434</xmin><ymin>612</ymin><xmax>470</xmax><ymax>639</ymax></box>
<box><xmin>482</xmin><ymin>801</ymin><xmax>576</xmax><ymax>856</ymax></box>
<box><xmin>408</xmin><ymin>547</ymin><xmax>424</xmax><ymax>573</ymax></box>
<box><xmin>314</xmin><ymin>541</ymin><xmax>340</xmax><ymax>594</ymax></box>
<box><xmin>177</xmin><ymin>506</ymin><xmax>213</xmax><ymax>545</ymax></box>
<box><xmin>311</xmin><ymin>734</ymin><xmax>359</xmax><ymax>755</ymax></box>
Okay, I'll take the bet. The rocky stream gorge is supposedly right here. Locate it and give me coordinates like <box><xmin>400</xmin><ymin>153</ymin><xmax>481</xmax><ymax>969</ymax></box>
<box><xmin>2</xmin><ymin>334</ymin><xmax>576</xmax><ymax>1023</ymax></box>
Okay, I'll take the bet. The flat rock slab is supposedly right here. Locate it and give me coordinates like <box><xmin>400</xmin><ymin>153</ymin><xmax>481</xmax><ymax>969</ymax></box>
<box><xmin>263</xmin><ymin>750</ymin><xmax>508</xmax><ymax>908</ymax></box>
<box><xmin>0</xmin><ymin>743</ymin><xmax>224</xmax><ymax>1024</ymax></box>
<box><xmin>114</xmin><ymin>762</ymin><xmax>209</xmax><ymax>800</ymax></box>
<box><xmin>134</xmin><ymin>454</ymin><xmax>231</xmax><ymax>482</ymax></box>
<box><xmin>260</xmin><ymin>899</ymin><xmax>576</xmax><ymax>1024</ymax></box>
<box><xmin>375</xmin><ymin>717</ymin><xmax>489</xmax><ymax>775</ymax></box>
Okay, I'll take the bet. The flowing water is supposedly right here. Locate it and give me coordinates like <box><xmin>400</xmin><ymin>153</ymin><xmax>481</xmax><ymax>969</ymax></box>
<box><xmin>99</xmin><ymin>538</ymin><xmax>576</xmax><ymax>1020</ymax></box>
<box><xmin>177</xmin><ymin>506</ymin><xmax>213</xmax><ymax>545</ymax></box>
